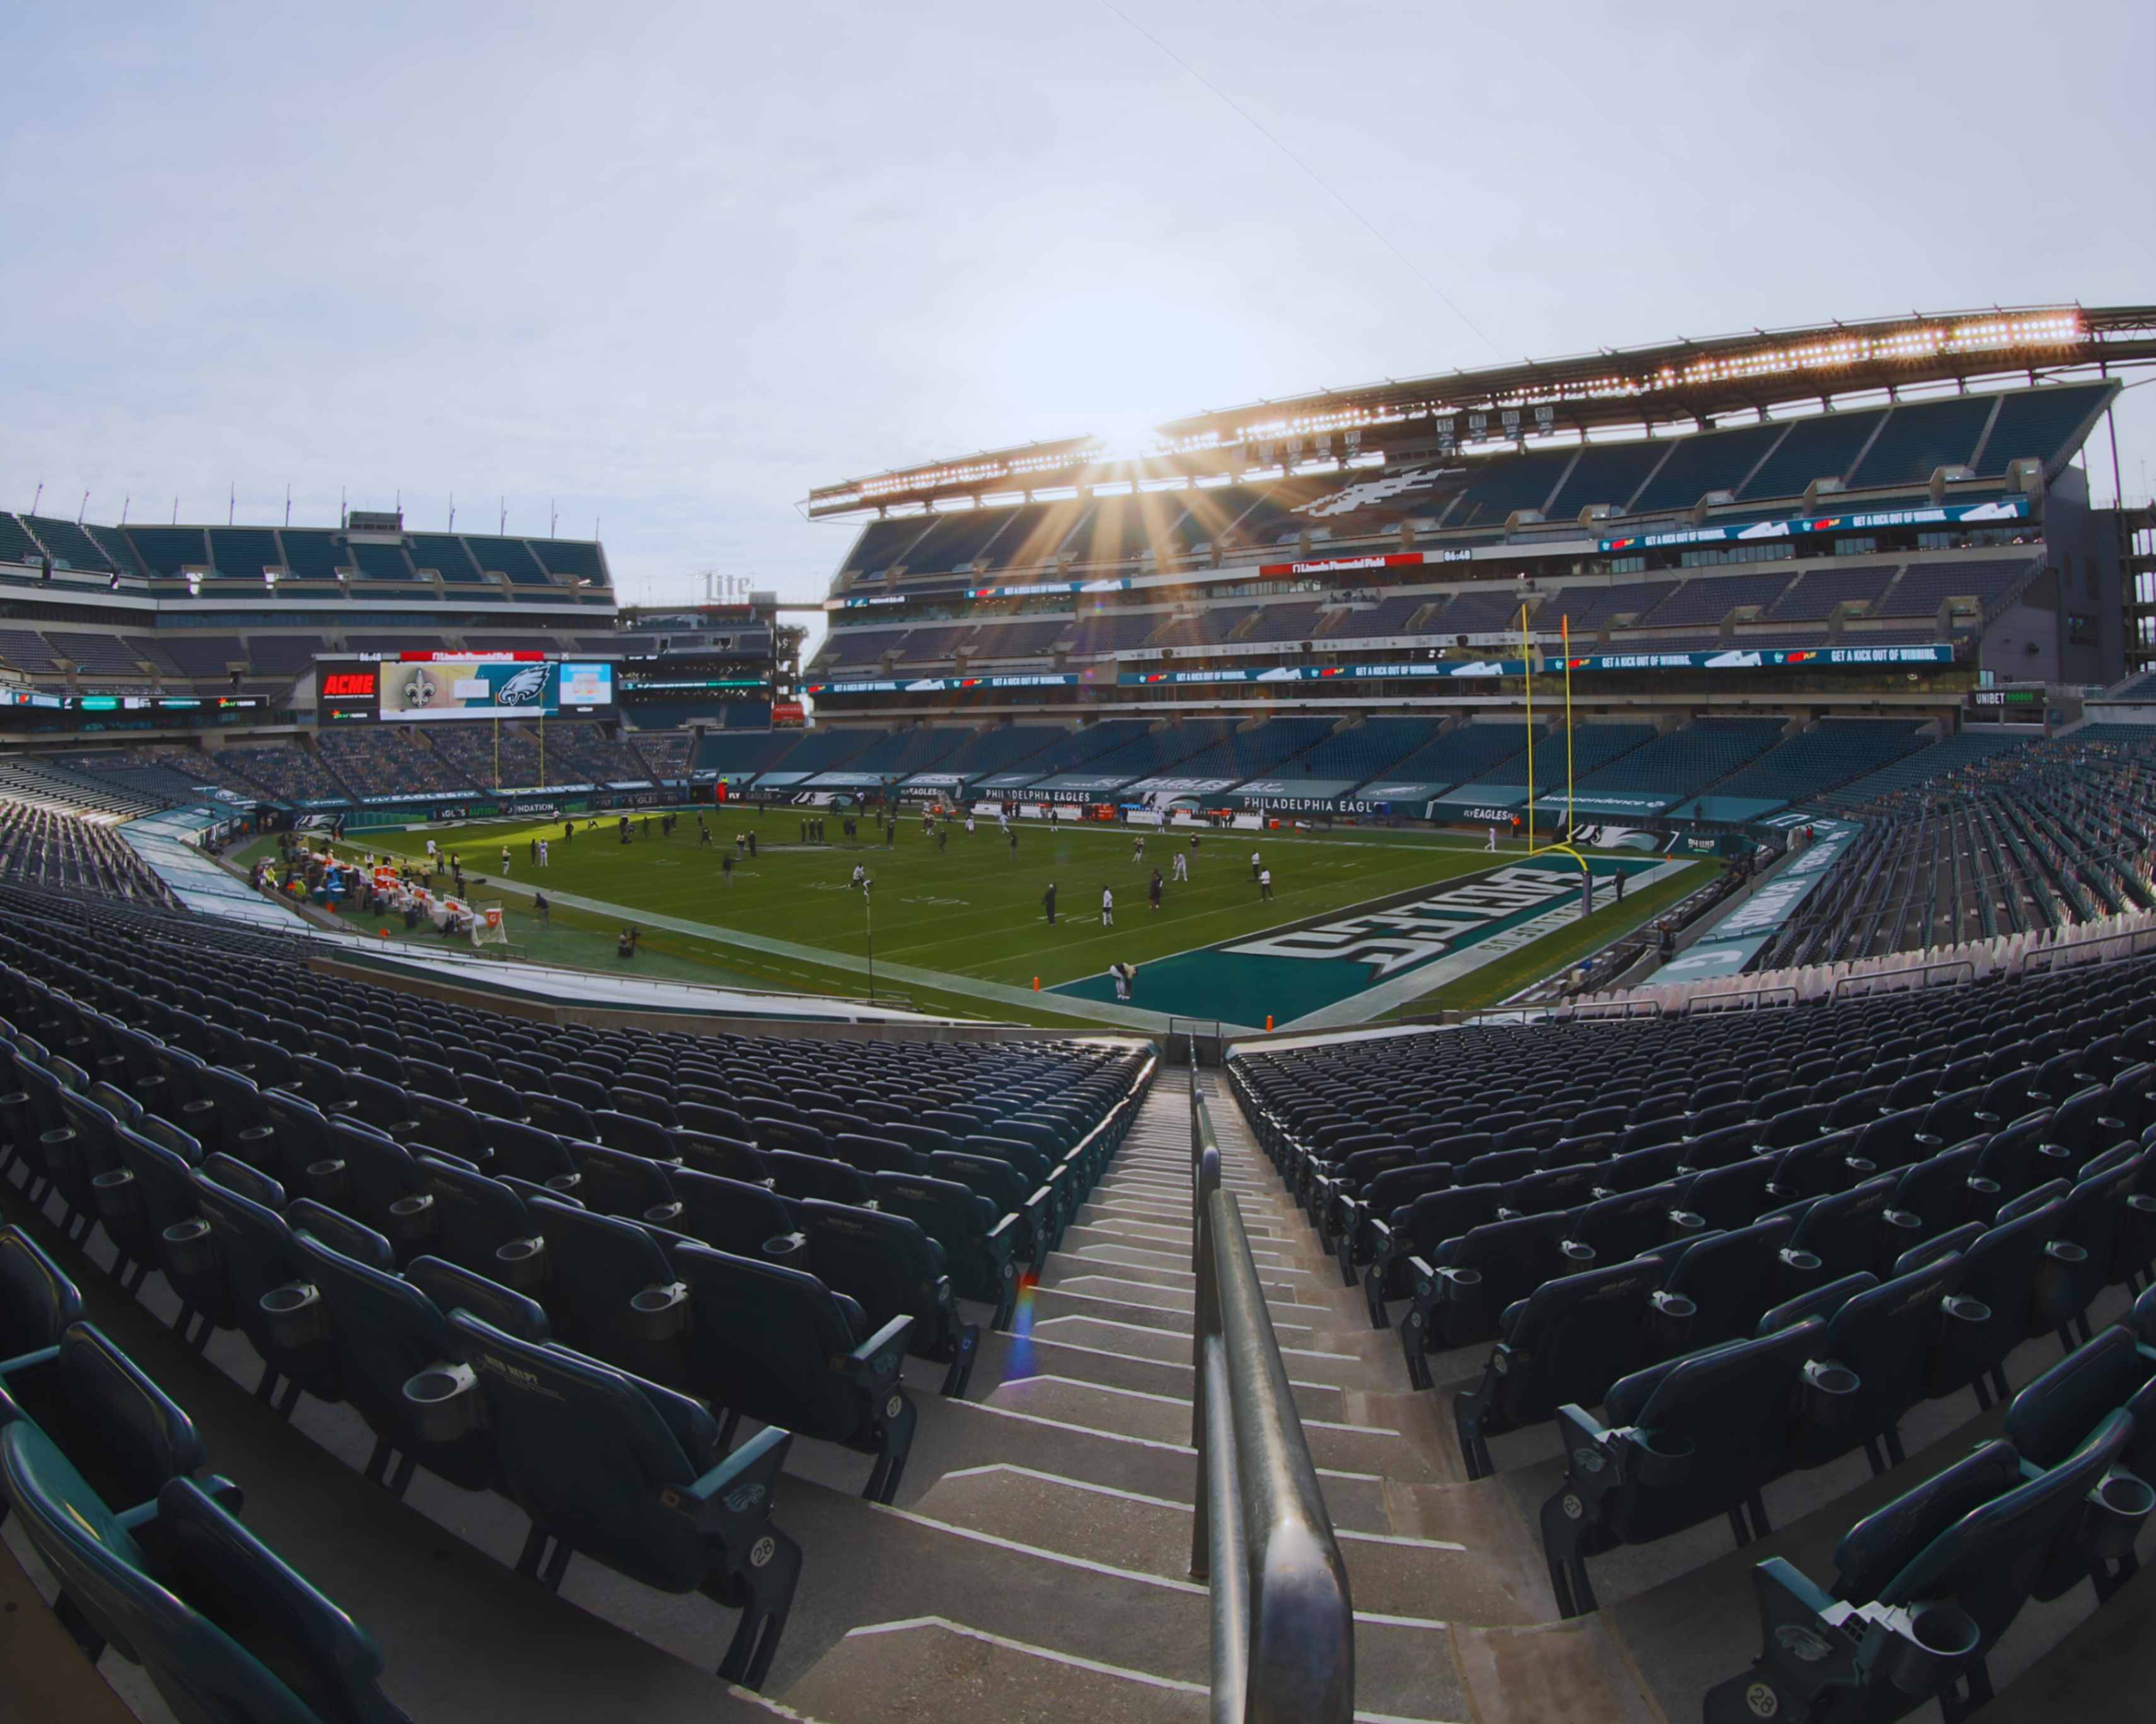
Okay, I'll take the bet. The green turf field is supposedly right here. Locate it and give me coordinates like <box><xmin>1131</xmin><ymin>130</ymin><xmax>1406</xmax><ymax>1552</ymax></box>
<box><xmin>304</xmin><ymin>811</ymin><xmax>1703</xmax><ymax>1029</ymax></box>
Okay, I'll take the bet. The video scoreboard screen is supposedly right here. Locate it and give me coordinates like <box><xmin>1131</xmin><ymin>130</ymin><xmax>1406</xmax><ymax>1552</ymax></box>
<box><xmin>316</xmin><ymin>654</ymin><xmax>617</xmax><ymax>722</ymax></box>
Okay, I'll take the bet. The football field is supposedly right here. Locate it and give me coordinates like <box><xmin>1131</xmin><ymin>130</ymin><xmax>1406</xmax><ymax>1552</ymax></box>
<box><xmin>334</xmin><ymin>811</ymin><xmax>1704</xmax><ymax>1030</ymax></box>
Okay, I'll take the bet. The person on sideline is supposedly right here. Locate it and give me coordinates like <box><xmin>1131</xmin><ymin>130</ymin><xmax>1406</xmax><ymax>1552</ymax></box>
<box><xmin>1149</xmin><ymin>869</ymin><xmax>1164</xmax><ymax>912</ymax></box>
<box><xmin>1259</xmin><ymin>865</ymin><xmax>1273</xmax><ymax>901</ymax></box>
<box><xmin>1101</xmin><ymin>886</ymin><xmax>1114</xmax><ymax>927</ymax></box>
<box><xmin>1043</xmin><ymin>882</ymin><xmax>1057</xmax><ymax>925</ymax></box>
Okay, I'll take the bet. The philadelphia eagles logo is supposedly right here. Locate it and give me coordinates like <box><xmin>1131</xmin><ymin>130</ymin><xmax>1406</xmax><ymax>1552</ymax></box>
<box><xmin>496</xmin><ymin>664</ymin><xmax>550</xmax><ymax>705</ymax></box>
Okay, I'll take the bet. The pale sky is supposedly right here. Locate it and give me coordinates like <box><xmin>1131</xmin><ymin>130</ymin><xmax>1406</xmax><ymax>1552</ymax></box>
<box><xmin>4</xmin><ymin>0</ymin><xmax>2151</xmax><ymax>656</ymax></box>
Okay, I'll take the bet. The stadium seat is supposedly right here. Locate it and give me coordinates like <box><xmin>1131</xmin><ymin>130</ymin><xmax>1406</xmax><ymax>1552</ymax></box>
<box><xmin>443</xmin><ymin>1310</ymin><xmax>799</xmax><ymax>1687</ymax></box>
<box><xmin>1362</xmin><ymin>1183</ymin><xmax>1502</xmax><ymax>1330</ymax></box>
<box><xmin>190</xmin><ymin>1164</ymin><xmax>391</xmax><ymax>1414</ymax></box>
<box><xmin>526</xmin><ymin>1196</ymin><xmax>688</xmax><ymax>1386</ymax></box>
<box><xmin>1</xmin><ymin>1424</ymin><xmax>411</xmax><ymax>1720</ymax></box>
<box><xmin>1899</xmin><ymin>1195</ymin><xmax>2062</xmax><ymax>1408</ymax></box>
<box><xmin>294</xmin><ymin>1233</ymin><xmax>507</xmax><ymax>1495</ymax></box>
<box><xmin>0</xmin><ymin>1321</ymin><xmax>210</xmax><ymax>1521</ymax></box>
<box><xmin>1452</xmin><ymin>1258</ymin><xmax>1666</xmax><ymax>1479</ymax></box>
<box><xmin>1540</xmin><ymin>1317</ymin><xmax>1827</xmax><ymax>1617</ymax></box>
<box><xmin>651</xmin><ymin>1165</ymin><xmax>798</xmax><ymax>1260</ymax></box>
<box><xmin>870</xmin><ymin>1169</ymin><xmax>1021</xmax><ymax>1328</ymax></box>
<box><xmin>1403</xmin><ymin>1213</ymin><xmax>1583</xmax><ymax>1386</ymax></box>
<box><xmin>1768</xmin><ymin>1254</ymin><xmax>1968</xmax><ymax>1474</ymax></box>
<box><xmin>0</xmin><ymin>1223</ymin><xmax>83</xmax><ymax>1365</ymax></box>
<box><xmin>669</xmin><ymin>1239</ymin><xmax>917</xmax><ymax>1503</ymax></box>
<box><xmin>801</xmin><ymin>1198</ymin><xmax>978</xmax><ymax>1396</ymax></box>
<box><xmin>1703</xmin><ymin>1415</ymin><xmax>2142</xmax><ymax>1724</ymax></box>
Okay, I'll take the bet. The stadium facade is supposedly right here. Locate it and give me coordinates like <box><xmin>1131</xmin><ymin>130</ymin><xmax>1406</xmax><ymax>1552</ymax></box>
<box><xmin>801</xmin><ymin>307</ymin><xmax>2153</xmax><ymax>729</ymax></box>
<box><xmin>6</xmin><ymin>309</ymin><xmax>2156</xmax><ymax>1724</ymax></box>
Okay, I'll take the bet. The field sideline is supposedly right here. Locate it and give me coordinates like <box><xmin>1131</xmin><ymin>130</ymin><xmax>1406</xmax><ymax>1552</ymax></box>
<box><xmin>322</xmin><ymin>810</ymin><xmax>1703</xmax><ymax>1027</ymax></box>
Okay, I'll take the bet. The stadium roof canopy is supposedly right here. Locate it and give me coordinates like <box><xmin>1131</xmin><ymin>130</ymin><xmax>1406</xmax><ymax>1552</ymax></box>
<box><xmin>806</xmin><ymin>303</ymin><xmax>2156</xmax><ymax>518</ymax></box>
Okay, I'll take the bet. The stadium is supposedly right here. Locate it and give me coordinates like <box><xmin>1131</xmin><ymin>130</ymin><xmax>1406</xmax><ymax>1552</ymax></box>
<box><xmin>4</xmin><ymin>288</ymin><xmax>2156</xmax><ymax>1724</ymax></box>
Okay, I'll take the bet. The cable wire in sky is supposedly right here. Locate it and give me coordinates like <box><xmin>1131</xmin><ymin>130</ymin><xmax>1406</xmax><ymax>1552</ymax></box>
<box><xmin>1096</xmin><ymin>0</ymin><xmax>1503</xmax><ymax>361</ymax></box>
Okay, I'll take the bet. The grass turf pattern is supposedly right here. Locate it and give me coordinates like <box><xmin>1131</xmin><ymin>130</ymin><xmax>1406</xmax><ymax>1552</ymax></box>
<box><xmin>335</xmin><ymin>811</ymin><xmax>1701</xmax><ymax>1024</ymax></box>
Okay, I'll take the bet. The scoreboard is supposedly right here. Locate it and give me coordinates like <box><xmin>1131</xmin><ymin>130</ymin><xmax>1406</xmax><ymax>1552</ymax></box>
<box><xmin>316</xmin><ymin>653</ymin><xmax>617</xmax><ymax>724</ymax></box>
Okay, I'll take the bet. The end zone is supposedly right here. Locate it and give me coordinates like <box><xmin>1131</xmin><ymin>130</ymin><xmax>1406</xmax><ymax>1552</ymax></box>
<box><xmin>1050</xmin><ymin>853</ymin><xmax>1691</xmax><ymax>1027</ymax></box>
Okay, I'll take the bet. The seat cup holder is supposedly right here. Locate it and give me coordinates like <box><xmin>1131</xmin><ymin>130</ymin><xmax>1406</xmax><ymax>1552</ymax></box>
<box><xmin>1884</xmin><ymin>1208</ymin><xmax>1924</xmax><ymax>1234</ymax></box>
<box><xmin>1844</xmin><ymin>1157</ymin><xmax>1877</xmax><ymax>1177</ymax></box>
<box><xmin>1778</xmin><ymin>1247</ymin><xmax>1823</xmax><ymax>1278</ymax></box>
<box><xmin>1437</xmin><ymin>1265</ymin><xmax>1483</xmax><ymax>1302</ymax></box>
<box><xmin>387</xmin><ymin>1193</ymin><xmax>438</xmax><ymax>1244</ymax></box>
<box><xmin>629</xmin><ymin>1282</ymin><xmax>689</xmax><ymax>1342</ymax></box>
<box><xmin>1622</xmin><ymin>1426</ymin><xmax>1696</xmax><ymax>1486</ymax></box>
<box><xmin>182</xmin><ymin>1099</ymin><xmax>217</xmax><ymax>1128</ymax></box>
<box><xmin>95</xmin><ymin>1055</ymin><xmax>129</xmax><ymax>1085</ymax></box>
<box><xmin>2089</xmin><ymin>1472</ymin><xmax>2156</xmax><ymax>1559</ymax></box>
<box><xmin>492</xmin><ymin>1236</ymin><xmax>549</xmax><ymax>1287</ymax></box>
<box><xmin>260</xmin><ymin>1281</ymin><xmax>330</xmax><ymax>1349</ymax></box>
<box><xmin>1667</xmin><ymin>1210</ymin><xmax>1705</xmax><ymax>1237</ymax></box>
<box><xmin>1800</xmin><ymin>1361</ymin><xmax>1862</xmax><ymax>1425</ymax></box>
<box><xmin>2045</xmin><ymin>1240</ymin><xmax>2089</xmax><ymax>1264</ymax></box>
<box><xmin>1941</xmin><ymin>1293</ymin><xmax>1991</xmax><ymax>1327</ymax></box>
<box><xmin>543</xmin><ymin>1172</ymin><xmax>582</xmax><ymax>1193</ymax></box>
<box><xmin>644</xmin><ymin>1202</ymin><xmax>685</xmax><ymax>1226</ymax></box>
<box><xmin>1881</xmin><ymin>1601</ymin><xmax>1982</xmax><ymax>1696</ymax></box>
<box><xmin>161</xmin><ymin>1217</ymin><xmax>218</xmax><ymax>1276</ymax></box>
<box><xmin>236</xmin><ymin>1125</ymin><xmax>277</xmax><ymax>1157</ymax></box>
<box><xmin>1560</xmin><ymin>1241</ymin><xmax>1596</xmax><ymax>1264</ymax></box>
<box><xmin>762</xmin><ymin>1231</ymin><xmax>808</xmax><ymax>1263</ymax></box>
<box><xmin>1649</xmin><ymin>1290</ymin><xmax>1697</xmax><ymax>1351</ymax></box>
<box><xmin>402</xmin><ymin>1363</ymin><xmax>484</xmax><ymax>1443</ymax></box>
<box><xmin>91</xmin><ymin>1166</ymin><xmax>142</xmax><ymax>1221</ymax></box>
<box><xmin>306</xmin><ymin>1157</ymin><xmax>352</xmax><ymax>1203</ymax></box>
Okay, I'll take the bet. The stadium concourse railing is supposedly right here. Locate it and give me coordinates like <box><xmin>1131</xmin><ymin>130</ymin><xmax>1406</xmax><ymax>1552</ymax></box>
<box><xmin>1186</xmin><ymin>1043</ymin><xmax>1355</xmax><ymax>1721</ymax></box>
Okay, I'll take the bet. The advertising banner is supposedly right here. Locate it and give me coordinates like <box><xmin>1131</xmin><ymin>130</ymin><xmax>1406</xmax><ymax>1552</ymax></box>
<box><xmin>1599</xmin><ymin>496</ymin><xmax>2027</xmax><ymax>553</ymax></box>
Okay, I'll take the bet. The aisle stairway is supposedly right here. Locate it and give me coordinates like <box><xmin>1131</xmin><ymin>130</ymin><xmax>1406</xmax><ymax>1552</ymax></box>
<box><xmin>784</xmin><ymin>1079</ymin><xmax>1661</xmax><ymax>1724</ymax></box>
<box><xmin>7</xmin><ymin>1069</ymin><xmax>1659</xmax><ymax>1723</ymax></box>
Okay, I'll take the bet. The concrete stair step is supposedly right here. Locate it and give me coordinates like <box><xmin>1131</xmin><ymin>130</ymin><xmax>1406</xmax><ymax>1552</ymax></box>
<box><xmin>989</xmin><ymin>1326</ymin><xmax>1352</xmax><ymax>1425</ymax></box>
<box><xmin>1059</xmin><ymin>1237</ymin><xmax>1318</xmax><ymax>1285</ymax></box>
<box><xmin>1028</xmin><ymin>1312</ymin><xmax>1383</xmax><ymax>1391</ymax></box>
<box><xmin>1041</xmin><ymin>1270</ymin><xmax>1328</xmax><ymax>1320</ymax></box>
<box><xmin>1081</xmin><ymin>1195</ymin><xmax>1286</xmax><ymax>1231</ymax></box>
<box><xmin>780</xmin><ymin>1616</ymin><xmax>1207</xmax><ymax>1723</ymax></box>
<box><xmin>1061</xmin><ymin>1219</ymin><xmax>1297</xmax><ymax>1265</ymax></box>
<box><xmin>1054</xmin><ymin>1242</ymin><xmax>1314</xmax><ymax>1298</ymax></box>
<box><xmin>776</xmin><ymin>1493</ymin><xmax>1469</xmax><ymax>1722</ymax></box>
<box><xmin>985</xmin><ymin>1375</ymin><xmax>1442</xmax><ymax>1482</ymax></box>
<box><xmin>910</xmin><ymin>1464</ymin><xmax>1546</xmax><ymax>1629</ymax></box>
<box><xmin>926</xmin><ymin>1389</ymin><xmax>1388</xmax><ymax>1530</ymax></box>
<box><xmin>1035</xmin><ymin>1253</ymin><xmax>1304</xmax><ymax>1302</ymax></box>
<box><xmin>1028</xmin><ymin>1285</ymin><xmax>1403</xmax><ymax>1370</ymax></box>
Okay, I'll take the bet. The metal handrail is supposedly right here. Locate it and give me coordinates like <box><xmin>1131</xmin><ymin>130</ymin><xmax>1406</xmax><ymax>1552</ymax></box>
<box><xmin>1681</xmin><ymin>981</ymin><xmax>1801</xmax><ymax>1015</ymax></box>
<box><xmin>1829</xmin><ymin>956</ymin><xmax>1978</xmax><ymax>1000</ymax></box>
<box><xmin>1186</xmin><ymin>1044</ymin><xmax>1354</xmax><ymax>1721</ymax></box>
<box><xmin>2018</xmin><ymin>918</ymin><xmax>2156</xmax><ymax>974</ymax></box>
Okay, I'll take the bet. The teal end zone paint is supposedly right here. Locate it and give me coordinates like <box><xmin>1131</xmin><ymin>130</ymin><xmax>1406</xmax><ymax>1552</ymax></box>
<box><xmin>1052</xmin><ymin>853</ymin><xmax>1674</xmax><ymax>1022</ymax></box>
